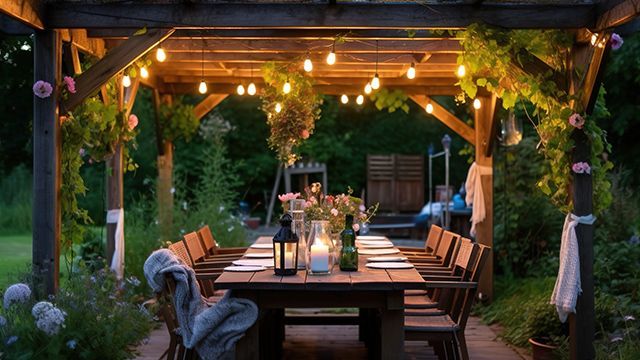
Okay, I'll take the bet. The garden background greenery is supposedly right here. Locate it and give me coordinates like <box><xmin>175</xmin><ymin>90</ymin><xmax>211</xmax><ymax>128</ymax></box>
<box><xmin>0</xmin><ymin>30</ymin><xmax>639</xmax><ymax>358</ymax></box>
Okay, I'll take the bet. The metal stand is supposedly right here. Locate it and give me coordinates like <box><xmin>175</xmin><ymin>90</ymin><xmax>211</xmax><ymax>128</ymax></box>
<box><xmin>428</xmin><ymin>135</ymin><xmax>452</xmax><ymax>229</ymax></box>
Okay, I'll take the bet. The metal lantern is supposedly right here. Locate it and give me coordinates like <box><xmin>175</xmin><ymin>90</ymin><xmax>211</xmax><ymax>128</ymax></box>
<box><xmin>272</xmin><ymin>214</ymin><xmax>299</xmax><ymax>276</ymax></box>
<box><xmin>501</xmin><ymin>109</ymin><xmax>523</xmax><ymax>146</ymax></box>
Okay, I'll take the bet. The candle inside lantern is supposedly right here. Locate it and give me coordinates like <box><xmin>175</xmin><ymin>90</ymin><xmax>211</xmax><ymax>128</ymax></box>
<box><xmin>275</xmin><ymin>250</ymin><xmax>294</xmax><ymax>269</ymax></box>
<box><xmin>310</xmin><ymin>243</ymin><xmax>330</xmax><ymax>272</ymax></box>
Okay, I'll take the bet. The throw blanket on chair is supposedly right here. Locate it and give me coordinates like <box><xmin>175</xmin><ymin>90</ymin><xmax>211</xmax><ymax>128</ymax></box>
<box><xmin>464</xmin><ymin>162</ymin><xmax>493</xmax><ymax>237</ymax></box>
<box><xmin>144</xmin><ymin>249</ymin><xmax>258</xmax><ymax>360</ymax></box>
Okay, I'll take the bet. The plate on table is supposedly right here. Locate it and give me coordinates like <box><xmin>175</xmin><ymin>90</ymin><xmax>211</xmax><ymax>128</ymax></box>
<box><xmin>224</xmin><ymin>265</ymin><xmax>266</xmax><ymax>272</ymax></box>
<box><xmin>244</xmin><ymin>252</ymin><xmax>274</xmax><ymax>258</ymax></box>
<box><xmin>367</xmin><ymin>256</ymin><xmax>408</xmax><ymax>262</ymax></box>
<box><xmin>250</xmin><ymin>243</ymin><xmax>273</xmax><ymax>249</ymax></box>
<box><xmin>356</xmin><ymin>240</ymin><xmax>393</xmax><ymax>246</ymax></box>
<box><xmin>358</xmin><ymin>248</ymin><xmax>400</xmax><ymax>255</ymax></box>
<box><xmin>233</xmin><ymin>259</ymin><xmax>274</xmax><ymax>267</ymax></box>
<box><xmin>357</xmin><ymin>243</ymin><xmax>394</xmax><ymax>249</ymax></box>
<box><xmin>356</xmin><ymin>235</ymin><xmax>387</xmax><ymax>241</ymax></box>
<box><xmin>366</xmin><ymin>262</ymin><xmax>414</xmax><ymax>269</ymax></box>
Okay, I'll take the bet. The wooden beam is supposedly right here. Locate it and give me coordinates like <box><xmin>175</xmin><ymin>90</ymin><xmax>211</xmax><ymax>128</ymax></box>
<box><xmin>123</xmin><ymin>77</ymin><xmax>141</xmax><ymax>118</ymax></box>
<box><xmin>581</xmin><ymin>39</ymin><xmax>611</xmax><ymax>114</ymax></box>
<box><xmin>162</xmin><ymin>76</ymin><xmax>456</xmax><ymax>86</ymax></box>
<box><xmin>596</xmin><ymin>0</ymin><xmax>640</xmax><ymax>30</ymax></box>
<box><xmin>47</xmin><ymin>3</ymin><xmax>595</xmax><ymax>29</ymax></box>
<box><xmin>61</xmin><ymin>28</ymin><xmax>174</xmax><ymax>113</ymax></box>
<box><xmin>194</xmin><ymin>94</ymin><xmax>229</xmax><ymax>120</ymax></box>
<box><xmin>59</xmin><ymin>29</ymin><xmax>105</xmax><ymax>58</ymax></box>
<box><xmin>484</xmin><ymin>98</ymin><xmax>503</xmax><ymax>158</ymax></box>
<box><xmin>0</xmin><ymin>14</ymin><xmax>34</xmax><ymax>34</ymax></box>
<box><xmin>69</xmin><ymin>44</ymin><xmax>82</xmax><ymax>75</ymax></box>
<box><xmin>0</xmin><ymin>0</ymin><xmax>43</xmax><ymax>30</ymax></box>
<box><xmin>153</xmin><ymin>52</ymin><xmax>440</xmax><ymax>64</ymax></box>
<box><xmin>409</xmin><ymin>95</ymin><xmax>475</xmax><ymax>144</ymax></box>
<box><xmin>32</xmin><ymin>29</ymin><xmax>61</xmax><ymax>296</ymax></box>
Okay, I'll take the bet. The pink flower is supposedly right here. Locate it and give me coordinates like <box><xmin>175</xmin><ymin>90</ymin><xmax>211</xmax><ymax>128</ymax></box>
<box><xmin>33</xmin><ymin>80</ymin><xmax>53</xmax><ymax>98</ymax></box>
<box><xmin>278</xmin><ymin>192</ymin><xmax>300</xmax><ymax>203</ymax></box>
<box><xmin>568</xmin><ymin>113</ymin><xmax>585</xmax><ymax>129</ymax></box>
<box><xmin>325</xmin><ymin>195</ymin><xmax>334</xmax><ymax>204</ymax></box>
<box><xmin>300</xmin><ymin>129</ymin><xmax>310</xmax><ymax>139</ymax></box>
<box><xmin>359</xmin><ymin>204</ymin><xmax>366</xmax><ymax>212</ymax></box>
<box><xmin>128</xmin><ymin>114</ymin><xmax>139</xmax><ymax>130</ymax></box>
<box><xmin>330</xmin><ymin>208</ymin><xmax>339</xmax><ymax>217</ymax></box>
<box><xmin>359</xmin><ymin>213</ymin><xmax>367</xmax><ymax>220</ymax></box>
<box><xmin>610</xmin><ymin>33</ymin><xmax>624</xmax><ymax>50</ymax></box>
<box><xmin>63</xmin><ymin>76</ymin><xmax>76</xmax><ymax>93</ymax></box>
<box><xmin>304</xmin><ymin>201</ymin><xmax>313</xmax><ymax>208</ymax></box>
<box><xmin>352</xmin><ymin>223</ymin><xmax>360</xmax><ymax>232</ymax></box>
<box><xmin>79</xmin><ymin>148</ymin><xmax>85</xmax><ymax>157</ymax></box>
<box><xmin>572</xmin><ymin>162</ymin><xmax>591</xmax><ymax>174</ymax></box>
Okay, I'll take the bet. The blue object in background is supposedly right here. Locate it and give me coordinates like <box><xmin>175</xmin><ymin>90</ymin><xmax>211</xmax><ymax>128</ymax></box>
<box><xmin>239</xmin><ymin>201</ymin><xmax>250</xmax><ymax>217</ymax></box>
<box><xmin>453</xmin><ymin>194</ymin><xmax>465</xmax><ymax>210</ymax></box>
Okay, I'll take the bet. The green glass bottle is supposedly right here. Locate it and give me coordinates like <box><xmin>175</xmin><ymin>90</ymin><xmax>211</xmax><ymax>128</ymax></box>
<box><xmin>339</xmin><ymin>215</ymin><xmax>358</xmax><ymax>271</ymax></box>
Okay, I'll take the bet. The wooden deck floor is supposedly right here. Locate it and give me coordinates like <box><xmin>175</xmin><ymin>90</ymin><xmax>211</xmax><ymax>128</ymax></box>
<box><xmin>136</xmin><ymin>316</ymin><xmax>526</xmax><ymax>360</ymax></box>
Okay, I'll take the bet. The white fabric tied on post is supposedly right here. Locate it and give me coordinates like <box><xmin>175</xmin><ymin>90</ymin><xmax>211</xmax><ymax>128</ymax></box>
<box><xmin>550</xmin><ymin>213</ymin><xmax>596</xmax><ymax>323</ymax></box>
<box><xmin>464</xmin><ymin>162</ymin><xmax>493</xmax><ymax>237</ymax></box>
<box><xmin>107</xmin><ymin>208</ymin><xmax>125</xmax><ymax>280</ymax></box>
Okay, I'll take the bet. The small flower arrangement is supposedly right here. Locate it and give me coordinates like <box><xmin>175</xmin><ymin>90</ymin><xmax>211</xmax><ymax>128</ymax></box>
<box><xmin>279</xmin><ymin>183</ymin><xmax>378</xmax><ymax>233</ymax></box>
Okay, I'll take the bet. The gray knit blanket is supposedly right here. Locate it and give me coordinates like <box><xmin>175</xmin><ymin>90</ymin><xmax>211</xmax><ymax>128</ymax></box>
<box><xmin>144</xmin><ymin>249</ymin><xmax>258</xmax><ymax>360</ymax></box>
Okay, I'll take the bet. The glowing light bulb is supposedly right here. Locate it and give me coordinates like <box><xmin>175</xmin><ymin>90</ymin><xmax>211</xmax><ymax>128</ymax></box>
<box><xmin>590</xmin><ymin>33</ymin><xmax>598</xmax><ymax>46</ymax></box>
<box><xmin>371</xmin><ymin>74</ymin><xmax>380</xmax><ymax>90</ymax></box>
<box><xmin>156</xmin><ymin>47</ymin><xmax>166</xmax><ymax>62</ymax></box>
<box><xmin>275</xmin><ymin>102</ymin><xmax>282</xmax><ymax>113</ymax></box>
<box><xmin>198</xmin><ymin>81</ymin><xmax>207</xmax><ymax>94</ymax></box>
<box><xmin>473</xmin><ymin>98</ymin><xmax>481</xmax><ymax>110</ymax></box>
<box><xmin>122</xmin><ymin>75</ymin><xmax>131</xmax><ymax>88</ymax></box>
<box><xmin>247</xmin><ymin>82</ymin><xmax>257</xmax><ymax>96</ymax></box>
<box><xmin>426</xmin><ymin>103</ymin><xmax>434</xmax><ymax>114</ymax></box>
<box><xmin>341</xmin><ymin>94</ymin><xmax>349</xmax><ymax>104</ymax></box>
<box><xmin>407</xmin><ymin>63</ymin><xmax>416</xmax><ymax>79</ymax></box>
<box><xmin>456</xmin><ymin>64</ymin><xmax>466</xmax><ymax>78</ymax></box>
<box><xmin>304</xmin><ymin>57</ymin><xmax>313</xmax><ymax>72</ymax></box>
<box><xmin>283</xmin><ymin>80</ymin><xmax>291</xmax><ymax>94</ymax></box>
<box><xmin>140</xmin><ymin>66</ymin><xmax>149</xmax><ymax>79</ymax></box>
<box><xmin>356</xmin><ymin>95</ymin><xmax>364</xmax><ymax>105</ymax></box>
<box><xmin>326</xmin><ymin>51</ymin><xmax>336</xmax><ymax>65</ymax></box>
<box><xmin>237</xmin><ymin>84</ymin><xmax>245</xmax><ymax>96</ymax></box>
<box><xmin>364</xmin><ymin>82</ymin><xmax>372</xmax><ymax>94</ymax></box>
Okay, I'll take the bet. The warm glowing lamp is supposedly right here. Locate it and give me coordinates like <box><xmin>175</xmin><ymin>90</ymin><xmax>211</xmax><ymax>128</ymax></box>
<box><xmin>247</xmin><ymin>83</ymin><xmax>257</xmax><ymax>96</ymax></box>
<box><xmin>283</xmin><ymin>80</ymin><xmax>291</xmax><ymax>94</ymax></box>
<box><xmin>356</xmin><ymin>95</ymin><xmax>364</xmax><ymax>105</ymax></box>
<box><xmin>140</xmin><ymin>67</ymin><xmax>149</xmax><ymax>79</ymax></box>
<box><xmin>456</xmin><ymin>64</ymin><xmax>466</xmax><ymax>78</ymax></box>
<box><xmin>364</xmin><ymin>82</ymin><xmax>372</xmax><ymax>94</ymax></box>
<box><xmin>275</xmin><ymin>102</ymin><xmax>282</xmax><ymax>113</ymax></box>
<box><xmin>473</xmin><ymin>98</ymin><xmax>481</xmax><ymax>109</ymax></box>
<box><xmin>156</xmin><ymin>47</ymin><xmax>167</xmax><ymax>62</ymax></box>
<box><xmin>407</xmin><ymin>63</ymin><xmax>416</xmax><ymax>79</ymax></box>
<box><xmin>304</xmin><ymin>57</ymin><xmax>313</xmax><ymax>72</ymax></box>
<box><xmin>198</xmin><ymin>81</ymin><xmax>207</xmax><ymax>94</ymax></box>
<box><xmin>237</xmin><ymin>84</ymin><xmax>245</xmax><ymax>96</ymax></box>
<box><xmin>371</xmin><ymin>74</ymin><xmax>380</xmax><ymax>90</ymax></box>
<box><xmin>122</xmin><ymin>75</ymin><xmax>131</xmax><ymax>88</ymax></box>
<box><xmin>426</xmin><ymin>103</ymin><xmax>434</xmax><ymax>114</ymax></box>
<box><xmin>340</xmin><ymin>94</ymin><xmax>349</xmax><ymax>104</ymax></box>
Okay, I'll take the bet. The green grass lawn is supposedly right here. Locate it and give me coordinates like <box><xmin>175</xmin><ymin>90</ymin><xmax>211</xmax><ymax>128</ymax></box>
<box><xmin>0</xmin><ymin>233</ymin><xmax>32</xmax><ymax>290</ymax></box>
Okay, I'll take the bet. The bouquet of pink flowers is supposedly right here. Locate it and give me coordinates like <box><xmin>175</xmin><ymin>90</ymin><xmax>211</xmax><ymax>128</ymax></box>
<box><xmin>278</xmin><ymin>182</ymin><xmax>378</xmax><ymax>233</ymax></box>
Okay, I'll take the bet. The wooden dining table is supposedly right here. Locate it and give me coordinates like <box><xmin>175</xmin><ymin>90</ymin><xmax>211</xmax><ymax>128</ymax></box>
<box><xmin>214</xmin><ymin>236</ymin><xmax>426</xmax><ymax>359</ymax></box>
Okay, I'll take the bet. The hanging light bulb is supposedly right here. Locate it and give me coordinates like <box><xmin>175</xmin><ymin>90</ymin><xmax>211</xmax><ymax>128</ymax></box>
<box><xmin>364</xmin><ymin>82</ymin><xmax>372</xmax><ymax>94</ymax></box>
<box><xmin>122</xmin><ymin>75</ymin><xmax>131</xmax><ymax>88</ymax></box>
<box><xmin>371</xmin><ymin>74</ymin><xmax>380</xmax><ymax>90</ymax></box>
<box><xmin>426</xmin><ymin>103</ymin><xmax>434</xmax><ymax>114</ymax></box>
<box><xmin>156</xmin><ymin>47</ymin><xmax>166</xmax><ymax>62</ymax></box>
<box><xmin>283</xmin><ymin>79</ymin><xmax>291</xmax><ymax>94</ymax></box>
<box><xmin>356</xmin><ymin>95</ymin><xmax>364</xmax><ymax>105</ymax></box>
<box><xmin>247</xmin><ymin>82</ymin><xmax>257</xmax><ymax>96</ymax></box>
<box><xmin>473</xmin><ymin>98</ymin><xmax>481</xmax><ymax>109</ymax></box>
<box><xmin>237</xmin><ymin>84</ymin><xmax>245</xmax><ymax>96</ymax></box>
<box><xmin>341</xmin><ymin>94</ymin><xmax>349</xmax><ymax>104</ymax></box>
<box><xmin>198</xmin><ymin>81</ymin><xmax>207</xmax><ymax>94</ymax></box>
<box><xmin>326</xmin><ymin>50</ymin><xmax>336</xmax><ymax>65</ymax></box>
<box><xmin>304</xmin><ymin>56</ymin><xmax>313</xmax><ymax>72</ymax></box>
<box><xmin>140</xmin><ymin>66</ymin><xmax>149</xmax><ymax>79</ymax></box>
<box><xmin>456</xmin><ymin>64</ymin><xmax>466</xmax><ymax>78</ymax></box>
<box><xmin>407</xmin><ymin>62</ymin><xmax>416</xmax><ymax>79</ymax></box>
<box><xmin>275</xmin><ymin>102</ymin><xmax>282</xmax><ymax>113</ymax></box>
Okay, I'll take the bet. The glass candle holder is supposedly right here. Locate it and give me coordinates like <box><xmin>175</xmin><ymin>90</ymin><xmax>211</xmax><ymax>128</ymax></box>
<box><xmin>306</xmin><ymin>220</ymin><xmax>335</xmax><ymax>275</ymax></box>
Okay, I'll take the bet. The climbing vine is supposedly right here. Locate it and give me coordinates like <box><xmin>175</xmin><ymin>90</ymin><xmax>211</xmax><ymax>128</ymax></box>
<box><xmin>159</xmin><ymin>97</ymin><xmax>199</xmax><ymax>142</ymax></box>
<box><xmin>369</xmin><ymin>88</ymin><xmax>410</xmax><ymax>113</ymax></box>
<box><xmin>261</xmin><ymin>61</ymin><xmax>323</xmax><ymax>165</ymax></box>
<box><xmin>457</xmin><ymin>24</ymin><xmax>613</xmax><ymax>215</ymax></box>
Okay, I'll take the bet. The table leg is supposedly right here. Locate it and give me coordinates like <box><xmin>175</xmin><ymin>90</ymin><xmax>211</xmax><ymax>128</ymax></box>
<box><xmin>235</xmin><ymin>314</ymin><xmax>260</xmax><ymax>360</ymax></box>
<box><xmin>380</xmin><ymin>291</ymin><xmax>404</xmax><ymax>360</ymax></box>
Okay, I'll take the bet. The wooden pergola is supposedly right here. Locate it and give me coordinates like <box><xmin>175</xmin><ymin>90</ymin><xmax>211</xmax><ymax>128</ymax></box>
<box><xmin>2</xmin><ymin>1</ymin><xmax>639</xmax><ymax>358</ymax></box>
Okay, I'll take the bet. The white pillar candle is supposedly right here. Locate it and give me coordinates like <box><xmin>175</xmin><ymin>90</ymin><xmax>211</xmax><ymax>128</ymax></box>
<box><xmin>310</xmin><ymin>244</ymin><xmax>330</xmax><ymax>272</ymax></box>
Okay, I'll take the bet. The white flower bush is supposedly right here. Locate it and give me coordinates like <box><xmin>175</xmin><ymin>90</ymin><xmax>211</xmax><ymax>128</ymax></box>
<box><xmin>3</xmin><ymin>283</ymin><xmax>31</xmax><ymax>309</ymax></box>
<box><xmin>31</xmin><ymin>301</ymin><xmax>66</xmax><ymax>336</ymax></box>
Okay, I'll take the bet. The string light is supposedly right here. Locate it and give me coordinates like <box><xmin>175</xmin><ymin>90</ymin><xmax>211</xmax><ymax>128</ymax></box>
<box><xmin>237</xmin><ymin>84</ymin><xmax>245</xmax><ymax>96</ymax></box>
<box><xmin>275</xmin><ymin>102</ymin><xmax>282</xmax><ymax>113</ymax></box>
<box><xmin>122</xmin><ymin>75</ymin><xmax>131</xmax><ymax>88</ymax></box>
<box><xmin>198</xmin><ymin>39</ymin><xmax>207</xmax><ymax>94</ymax></box>
<box><xmin>283</xmin><ymin>79</ymin><xmax>291</xmax><ymax>94</ymax></box>
<box><xmin>198</xmin><ymin>81</ymin><xmax>207</xmax><ymax>94</ymax></box>
<box><xmin>247</xmin><ymin>82</ymin><xmax>256</xmax><ymax>96</ymax></box>
<box><xmin>590</xmin><ymin>33</ymin><xmax>606</xmax><ymax>48</ymax></box>
<box><xmin>356</xmin><ymin>95</ymin><xmax>364</xmax><ymax>105</ymax></box>
<box><xmin>326</xmin><ymin>40</ymin><xmax>336</xmax><ymax>65</ymax></box>
<box><xmin>156</xmin><ymin>47</ymin><xmax>166</xmax><ymax>62</ymax></box>
<box><xmin>140</xmin><ymin>66</ymin><xmax>149</xmax><ymax>79</ymax></box>
<box><xmin>371</xmin><ymin>40</ymin><xmax>380</xmax><ymax>90</ymax></box>
<box><xmin>456</xmin><ymin>64</ymin><xmax>466</xmax><ymax>78</ymax></box>
<box><xmin>341</xmin><ymin>94</ymin><xmax>349</xmax><ymax>104</ymax></box>
<box><xmin>426</xmin><ymin>103</ymin><xmax>434</xmax><ymax>114</ymax></box>
<box><xmin>364</xmin><ymin>82</ymin><xmax>372</xmax><ymax>94</ymax></box>
<box><xmin>304</xmin><ymin>55</ymin><xmax>313</xmax><ymax>72</ymax></box>
<box><xmin>407</xmin><ymin>62</ymin><xmax>416</xmax><ymax>79</ymax></box>
<box><xmin>473</xmin><ymin>98</ymin><xmax>481</xmax><ymax>109</ymax></box>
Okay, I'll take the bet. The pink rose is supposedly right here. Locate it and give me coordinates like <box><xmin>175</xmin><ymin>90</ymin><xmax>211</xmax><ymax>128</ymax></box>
<box><xmin>128</xmin><ymin>114</ymin><xmax>139</xmax><ymax>130</ymax></box>
<box><xmin>352</xmin><ymin>223</ymin><xmax>360</xmax><ymax>232</ymax></box>
<box><xmin>300</xmin><ymin>129</ymin><xmax>310</xmax><ymax>139</ymax></box>
<box><xmin>359</xmin><ymin>204</ymin><xmax>366</xmax><ymax>212</ymax></box>
<box><xmin>330</xmin><ymin>208</ymin><xmax>339</xmax><ymax>217</ymax></box>
<box><xmin>278</xmin><ymin>192</ymin><xmax>300</xmax><ymax>203</ymax></box>
<box><xmin>568</xmin><ymin>113</ymin><xmax>585</xmax><ymax>129</ymax></box>
<box><xmin>325</xmin><ymin>195</ymin><xmax>334</xmax><ymax>204</ymax></box>
<box><xmin>572</xmin><ymin>162</ymin><xmax>591</xmax><ymax>174</ymax></box>
<box><xmin>610</xmin><ymin>33</ymin><xmax>624</xmax><ymax>51</ymax></box>
<box><xmin>33</xmin><ymin>80</ymin><xmax>53</xmax><ymax>98</ymax></box>
<box><xmin>63</xmin><ymin>76</ymin><xmax>76</xmax><ymax>93</ymax></box>
<box><xmin>304</xmin><ymin>201</ymin><xmax>313</xmax><ymax>208</ymax></box>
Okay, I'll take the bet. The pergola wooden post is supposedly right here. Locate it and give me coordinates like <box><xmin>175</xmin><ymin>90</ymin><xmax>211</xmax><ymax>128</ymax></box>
<box><xmin>155</xmin><ymin>92</ymin><xmax>174</xmax><ymax>241</ymax></box>
<box><xmin>32</xmin><ymin>29</ymin><xmax>61</xmax><ymax>295</ymax></box>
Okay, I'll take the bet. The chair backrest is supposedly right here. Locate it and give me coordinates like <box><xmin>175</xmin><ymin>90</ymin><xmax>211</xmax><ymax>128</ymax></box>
<box><xmin>168</xmin><ymin>241</ymin><xmax>194</xmax><ymax>267</ymax></box>
<box><xmin>435</xmin><ymin>230</ymin><xmax>458</xmax><ymax>262</ymax></box>
<box><xmin>183</xmin><ymin>231</ymin><xmax>207</xmax><ymax>263</ymax></box>
<box><xmin>424</xmin><ymin>224</ymin><xmax>443</xmax><ymax>252</ymax></box>
<box><xmin>451</xmin><ymin>244</ymin><xmax>491</xmax><ymax>329</ymax></box>
<box><xmin>453</xmin><ymin>238</ymin><xmax>477</xmax><ymax>279</ymax></box>
<box><xmin>198</xmin><ymin>225</ymin><xmax>219</xmax><ymax>255</ymax></box>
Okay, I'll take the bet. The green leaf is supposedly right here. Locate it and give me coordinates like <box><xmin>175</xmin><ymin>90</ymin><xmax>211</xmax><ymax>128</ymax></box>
<box><xmin>133</xmin><ymin>27</ymin><xmax>147</xmax><ymax>36</ymax></box>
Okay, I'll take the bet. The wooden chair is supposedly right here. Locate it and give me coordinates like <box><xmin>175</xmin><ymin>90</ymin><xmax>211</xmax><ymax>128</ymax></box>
<box><xmin>183</xmin><ymin>232</ymin><xmax>238</xmax><ymax>267</ymax></box>
<box><xmin>407</xmin><ymin>230</ymin><xmax>458</xmax><ymax>266</ymax></box>
<box><xmin>405</xmin><ymin>245</ymin><xmax>491</xmax><ymax>360</ymax></box>
<box><xmin>398</xmin><ymin>224</ymin><xmax>444</xmax><ymax>255</ymax></box>
<box><xmin>198</xmin><ymin>225</ymin><xmax>247</xmax><ymax>256</ymax></box>
<box><xmin>167</xmin><ymin>240</ymin><xmax>224</xmax><ymax>298</ymax></box>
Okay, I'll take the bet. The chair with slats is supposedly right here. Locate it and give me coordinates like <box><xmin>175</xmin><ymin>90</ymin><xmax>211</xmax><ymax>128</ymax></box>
<box><xmin>167</xmin><ymin>240</ymin><xmax>225</xmax><ymax>298</ymax></box>
<box><xmin>183</xmin><ymin>232</ymin><xmax>237</xmax><ymax>267</ymax></box>
<box><xmin>398</xmin><ymin>224</ymin><xmax>444</xmax><ymax>255</ymax></box>
<box><xmin>405</xmin><ymin>245</ymin><xmax>491</xmax><ymax>360</ymax></box>
<box><xmin>407</xmin><ymin>230</ymin><xmax>458</xmax><ymax>267</ymax></box>
<box><xmin>198</xmin><ymin>225</ymin><xmax>247</xmax><ymax>256</ymax></box>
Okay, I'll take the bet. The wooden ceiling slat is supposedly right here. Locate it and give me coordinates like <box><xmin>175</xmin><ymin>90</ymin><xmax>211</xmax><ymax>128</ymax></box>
<box><xmin>157</xmin><ymin>52</ymin><xmax>439</xmax><ymax>64</ymax></box>
<box><xmin>160</xmin><ymin>76</ymin><xmax>456</xmax><ymax>86</ymax></box>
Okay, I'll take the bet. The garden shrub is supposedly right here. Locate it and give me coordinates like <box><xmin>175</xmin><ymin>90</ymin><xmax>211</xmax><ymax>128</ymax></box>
<box><xmin>0</xmin><ymin>165</ymin><xmax>32</xmax><ymax>234</ymax></box>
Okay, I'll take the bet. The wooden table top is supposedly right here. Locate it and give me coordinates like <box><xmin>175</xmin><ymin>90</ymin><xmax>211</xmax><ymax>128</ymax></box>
<box><xmin>214</xmin><ymin>236</ymin><xmax>425</xmax><ymax>291</ymax></box>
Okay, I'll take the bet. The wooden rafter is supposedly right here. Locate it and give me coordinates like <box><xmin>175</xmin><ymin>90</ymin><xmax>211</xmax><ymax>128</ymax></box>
<box><xmin>596</xmin><ymin>0</ymin><xmax>640</xmax><ymax>31</ymax></box>
<box><xmin>154</xmin><ymin>52</ymin><xmax>442</xmax><ymax>64</ymax></box>
<box><xmin>0</xmin><ymin>0</ymin><xmax>43</xmax><ymax>30</ymax></box>
<box><xmin>194</xmin><ymin>94</ymin><xmax>229</xmax><ymax>120</ymax></box>
<box><xmin>59</xmin><ymin>29</ymin><xmax>105</xmax><ymax>58</ymax></box>
<box><xmin>408</xmin><ymin>95</ymin><xmax>475</xmax><ymax>144</ymax></box>
<box><xmin>61</xmin><ymin>28</ymin><xmax>174</xmax><ymax>113</ymax></box>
